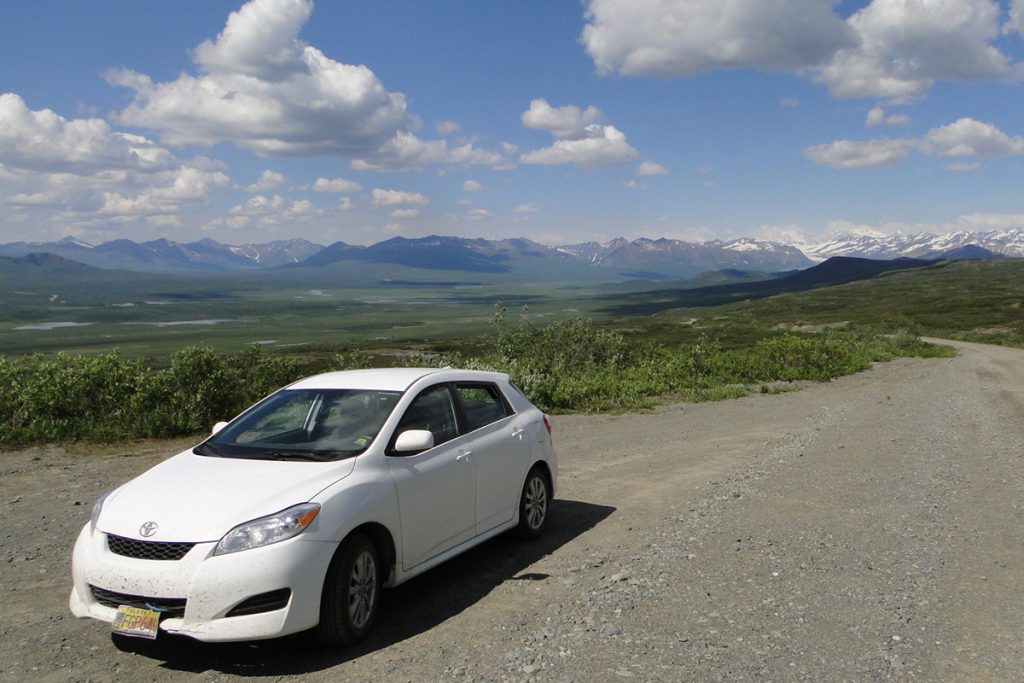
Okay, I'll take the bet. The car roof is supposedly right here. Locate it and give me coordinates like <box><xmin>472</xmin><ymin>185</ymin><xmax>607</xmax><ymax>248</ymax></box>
<box><xmin>286</xmin><ymin>367</ymin><xmax>508</xmax><ymax>392</ymax></box>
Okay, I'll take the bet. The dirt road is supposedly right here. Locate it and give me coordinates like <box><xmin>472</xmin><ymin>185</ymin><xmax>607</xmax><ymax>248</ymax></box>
<box><xmin>2</xmin><ymin>339</ymin><xmax>1023</xmax><ymax>682</ymax></box>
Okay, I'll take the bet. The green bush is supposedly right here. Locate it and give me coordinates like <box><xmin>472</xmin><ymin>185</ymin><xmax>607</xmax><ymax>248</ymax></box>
<box><xmin>0</xmin><ymin>318</ymin><xmax>947</xmax><ymax>445</ymax></box>
<box><xmin>0</xmin><ymin>346</ymin><xmax>301</xmax><ymax>445</ymax></box>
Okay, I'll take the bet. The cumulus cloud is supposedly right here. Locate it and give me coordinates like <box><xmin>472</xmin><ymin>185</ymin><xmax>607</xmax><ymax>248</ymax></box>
<box><xmin>436</xmin><ymin>120</ymin><xmax>460</xmax><ymax>136</ymax></box>
<box><xmin>923</xmin><ymin>117</ymin><xmax>1024</xmax><ymax>157</ymax></box>
<box><xmin>519</xmin><ymin>99</ymin><xmax>638</xmax><ymax>168</ymax></box>
<box><xmin>866</xmin><ymin>107</ymin><xmax>910</xmax><ymax>127</ymax></box>
<box><xmin>462</xmin><ymin>180</ymin><xmax>482</xmax><ymax>192</ymax></box>
<box><xmin>0</xmin><ymin>93</ymin><xmax>175</xmax><ymax>175</ymax></box>
<box><xmin>350</xmin><ymin>131</ymin><xmax>506</xmax><ymax>171</ymax></box>
<box><xmin>637</xmin><ymin>160</ymin><xmax>668</xmax><ymax>176</ymax></box>
<box><xmin>371</xmin><ymin>188</ymin><xmax>429</xmax><ymax>206</ymax></box>
<box><xmin>806</xmin><ymin>117</ymin><xmax>1024</xmax><ymax>168</ymax></box>
<box><xmin>310</xmin><ymin>176</ymin><xmax>361</xmax><ymax>193</ymax></box>
<box><xmin>246</xmin><ymin>169</ymin><xmax>284</xmax><ymax>191</ymax></box>
<box><xmin>803</xmin><ymin>138</ymin><xmax>916</xmax><ymax>168</ymax></box>
<box><xmin>390</xmin><ymin>208</ymin><xmax>420</xmax><ymax>218</ymax></box>
<box><xmin>817</xmin><ymin>0</ymin><xmax>1013</xmax><ymax>102</ymax></box>
<box><xmin>515</xmin><ymin>203</ymin><xmax>539</xmax><ymax>214</ymax></box>
<box><xmin>581</xmin><ymin>0</ymin><xmax>1019</xmax><ymax>103</ymax></box>
<box><xmin>212</xmin><ymin>192</ymin><xmax>323</xmax><ymax>229</ymax></box>
<box><xmin>1007</xmin><ymin>0</ymin><xmax>1024</xmax><ymax>35</ymax></box>
<box><xmin>106</xmin><ymin>0</ymin><xmax>504</xmax><ymax>170</ymax></box>
<box><xmin>582</xmin><ymin>0</ymin><xmax>855</xmax><ymax>76</ymax></box>
<box><xmin>0</xmin><ymin>93</ymin><xmax>231</xmax><ymax>226</ymax></box>
<box><xmin>467</xmin><ymin>208</ymin><xmax>493</xmax><ymax>221</ymax></box>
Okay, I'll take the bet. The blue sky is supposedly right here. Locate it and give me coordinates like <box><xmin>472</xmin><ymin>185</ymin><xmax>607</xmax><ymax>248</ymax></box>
<box><xmin>1</xmin><ymin>0</ymin><xmax>1022</xmax><ymax>247</ymax></box>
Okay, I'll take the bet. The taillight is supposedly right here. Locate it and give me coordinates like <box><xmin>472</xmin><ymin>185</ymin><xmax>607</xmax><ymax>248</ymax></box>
<box><xmin>542</xmin><ymin>415</ymin><xmax>552</xmax><ymax>435</ymax></box>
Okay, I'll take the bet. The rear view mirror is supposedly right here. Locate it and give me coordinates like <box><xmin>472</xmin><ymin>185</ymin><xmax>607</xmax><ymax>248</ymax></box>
<box><xmin>394</xmin><ymin>429</ymin><xmax>434</xmax><ymax>453</ymax></box>
<box><xmin>211</xmin><ymin>421</ymin><xmax>229</xmax><ymax>436</ymax></box>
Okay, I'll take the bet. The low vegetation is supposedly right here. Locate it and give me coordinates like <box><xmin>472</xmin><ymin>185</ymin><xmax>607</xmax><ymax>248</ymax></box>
<box><xmin>0</xmin><ymin>310</ymin><xmax>952</xmax><ymax>445</ymax></box>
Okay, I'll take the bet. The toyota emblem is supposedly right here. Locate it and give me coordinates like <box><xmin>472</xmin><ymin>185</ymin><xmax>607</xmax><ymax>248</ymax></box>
<box><xmin>139</xmin><ymin>521</ymin><xmax>159</xmax><ymax>538</ymax></box>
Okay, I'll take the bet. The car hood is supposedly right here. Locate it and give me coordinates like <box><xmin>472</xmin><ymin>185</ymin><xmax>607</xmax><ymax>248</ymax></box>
<box><xmin>96</xmin><ymin>449</ymin><xmax>357</xmax><ymax>543</ymax></box>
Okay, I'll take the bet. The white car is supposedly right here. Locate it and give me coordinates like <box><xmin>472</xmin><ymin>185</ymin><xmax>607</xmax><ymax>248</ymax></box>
<box><xmin>70</xmin><ymin>368</ymin><xmax>556</xmax><ymax>645</ymax></box>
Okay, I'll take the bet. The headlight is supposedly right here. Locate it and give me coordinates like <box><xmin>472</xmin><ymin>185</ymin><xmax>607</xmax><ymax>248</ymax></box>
<box><xmin>90</xmin><ymin>491</ymin><xmax>111</xmax><ymax>533</ymax></box>
<box><xmin>215</xmin><ymin>503</ymin><xmax>320</xmax><ymax>555</ymax></box>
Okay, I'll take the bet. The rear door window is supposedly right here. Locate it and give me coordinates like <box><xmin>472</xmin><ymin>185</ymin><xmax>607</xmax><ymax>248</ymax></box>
<box><xmin>455</xmin><ymin>383</ymin><xmax>512</xmax><ymax>432</ymax></box>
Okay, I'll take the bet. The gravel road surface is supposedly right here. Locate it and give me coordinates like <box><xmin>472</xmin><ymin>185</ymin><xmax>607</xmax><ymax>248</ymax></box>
<box><xmin>2</xmin><ymin>339</ymin><xmax>1022</xmax><ymax>682</ymax></box>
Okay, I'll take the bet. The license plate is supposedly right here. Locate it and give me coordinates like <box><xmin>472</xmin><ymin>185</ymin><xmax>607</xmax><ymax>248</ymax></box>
<box><xmin>111</xmin><ymin>605</ymin><xmax>160</xmax><ymax>640</ymax></box>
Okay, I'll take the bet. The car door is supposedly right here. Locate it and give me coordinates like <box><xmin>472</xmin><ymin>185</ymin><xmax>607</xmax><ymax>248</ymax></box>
<box><xmin>387</xmin><ymin>384</ymin><xmax>477</xmax><ymax>570</ymax></box>
<box><xmin>453</xmin><ymin>383</ymin><xmax>532</xmax><ymax>534</ymax></box>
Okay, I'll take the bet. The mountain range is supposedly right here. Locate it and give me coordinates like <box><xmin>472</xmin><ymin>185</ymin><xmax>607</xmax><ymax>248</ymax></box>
<box><xmin>0</xmin><ymin>228</ymin><xmax>1020</xmax><ymax>280</ymax></box>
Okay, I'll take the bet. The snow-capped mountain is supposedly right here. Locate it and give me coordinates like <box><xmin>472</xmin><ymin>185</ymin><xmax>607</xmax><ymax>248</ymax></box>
<box><xmin>803</xmin><ymin>229</ymin><xmax>1024</xmax><ymax>261</ymax></box>
<box><xmin>556</xmin><ymin>236</ymin><xmax>813</xmax><ymax>278</ymax></box>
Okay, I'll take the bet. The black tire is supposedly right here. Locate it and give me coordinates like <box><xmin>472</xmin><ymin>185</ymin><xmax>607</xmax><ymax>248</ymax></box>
<box><xmin>516</xmin><ymin>466</ymin><xmax>551</xmax><ymax>539</ymax></box>
<box><xmin>317</xmin><ymin>533</ymin><xmax>380</xmax><ymax>645</ymax></box>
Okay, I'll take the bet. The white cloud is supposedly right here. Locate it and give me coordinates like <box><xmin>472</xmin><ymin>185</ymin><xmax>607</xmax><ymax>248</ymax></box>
<box><xmin>390</xmin><ymin>208</ymin><xmax>420</xmax><ymax>218</ymax></box>
<box><xmin>106</xmin><ymin>0</ymin><xmax>504</xmax><ymax>170</ymax></box>
<box><xmin>0</xmin><ymin>92</ymin><xmax>175</xmax><ymax>175</ymax></box>
<box><xmin>623</xmin><ymin>179</ymin><xmax>638</xmax><ymax>189</ymax></box>
<box><xmin>0</xmin><ymin>94</ymin><xmax>234</xmax><ymax>227</ymax></box>
<box><xmin>582</xmin><ymin>0</ymin><xmax>856</xmax><ymax>76</ymax></box>
<box><xmin>803</xmin><ymin>138</ymin><xmax>916</xmax><ymax>168</ymax></box>
<box><xmin>311</xmin><ymin>176</ymin><xmax>361</xmax><ymax>193</ymax></box>
<box><xmin>806</xmin><ymin>117</ymin><xmax>1024</xmax><ymax>168</ymax></box>
<box><xmin>462</xmin><ymin>180</ymin><xmax>482</xmax><ymax>192</ymax></box>
<box><xmin>467</xmin><ymin>208</ymin><xmax>493</xmax><ymax>221</ymax></box>
<box><xmin>515</xmin><ymin>203</ymin><xmax>539</xmax><ymax>214</ymax></box>
<box><xmin>519</xmin><ymin>99</ymin><xmax>638</xmax><ymax>168</ymax></box>
<box><xmin>960</xmin><ymin>212</ymin><xmax>1024</xmax><ymax>228</ymax></box>
<box><xmin>436</xmin><ymin>120</ymin><xmax>460</xmax><ymax>136</ymax></box>
<box><xmin>350</xmin><ymin>131</ymin><xmax>506</xmax><ymax>171</ymax></box>
<box><xmin>338</xmin><ymin>196</ymin><xmax>353</xmax><ymax>210</ymax></box>
<box><xmin>923</xmin><ymin>117</ymin><xmax>1024</xmax><ymax>157</ymax></box>
<box><xmin>371</xmin><ymin>188</ymin><xmax>429</xmax><ymax>206</ymax></box>
<box><xmin>522</xmin><ymin>99</ymin><xmax>603</xmax><ymax>139</ymax></box>
<box><xmin>946</xmin><ymin>161</ymin><xmax>981</xmax><ymax>171</ymax></box>
<box><xmin>581</xmin><ymin>0</ymin><xmax>1018</xmax><ymax>103</ymax></box>
<box><xmin>217</xmin><ymin>192</ymin><xmax>323</xmax><ymax>228</ymax></box>
<box><xmin>865</xmin><ymin>107</ymin><xmax>910</xmax><ymax>127</ymax></box>
<box><xmin>1006</xmin><ymin>0</ymin><xmax>1024</xmax><ymax>35</ymax></box>
<box><xmin>637</xmin><ymin>160</ymin><xmax>668</xmax><ymax>176</ymax></box>
<box><xmin>246</xmin><ymin>169</ymin><xmax>284</xmax><ymax>191</ymax></box>
<box><xmin>817</xmin><ymin>0</ymin><xmax>1013</xmax><ymax>102</ymax></box>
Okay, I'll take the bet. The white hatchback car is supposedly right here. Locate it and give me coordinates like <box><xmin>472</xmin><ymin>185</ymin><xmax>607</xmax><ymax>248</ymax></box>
<box><xmin>70</xmin><ymin>368</ymin><xmax>556</xmax><ymax>645</ymax></box>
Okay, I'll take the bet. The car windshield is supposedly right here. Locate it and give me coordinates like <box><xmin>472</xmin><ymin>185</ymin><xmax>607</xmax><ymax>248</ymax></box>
<box><xmin>195</xmin><ymin>388</ymin><xmax>401</xmax><ymax>461</ymax></box>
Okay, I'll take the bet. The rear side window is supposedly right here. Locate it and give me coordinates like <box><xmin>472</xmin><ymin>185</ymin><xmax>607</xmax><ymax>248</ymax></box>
<box><xmin>455</xmin><ymin>383</ymin><xmax>511</xmax><ymax>432</ymax></box>
<box><xmin>394</xmin><ymin>384</ymin><xmax>460</xmax><ymax>447</ymax></box>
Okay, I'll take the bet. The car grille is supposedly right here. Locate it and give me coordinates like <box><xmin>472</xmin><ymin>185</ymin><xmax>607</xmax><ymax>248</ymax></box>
<box><xmin>90</xmin><ymin>585</ymin><xmax>187</xmax><ymax>619</ymax></box>
<box><xmin>107</xmin><ymin>534</ymin><xmax>195</xmax><ymax>561</ymax></box>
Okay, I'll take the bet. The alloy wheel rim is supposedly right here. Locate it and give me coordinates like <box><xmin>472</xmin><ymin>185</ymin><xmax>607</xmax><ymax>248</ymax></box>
<box><xmin>525</xmin><ymin>476</ymin><xmax>547</xmax><ymax>529</ymax></box>
<box><xmin>348</xmin><ymin>549</ymin><xmax>377</xmax><ymax>629</ymax></box>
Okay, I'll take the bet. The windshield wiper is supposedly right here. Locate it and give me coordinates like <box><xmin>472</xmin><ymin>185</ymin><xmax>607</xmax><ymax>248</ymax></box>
<box><xmin>193</xmin><ymin>442</ymin><xmax>222</xmax><ymax>457</ymax></box>
<box><xmin>261</xmin><ymin>450</ymin><xmax>333</xmax><ymax>462</ymax></box>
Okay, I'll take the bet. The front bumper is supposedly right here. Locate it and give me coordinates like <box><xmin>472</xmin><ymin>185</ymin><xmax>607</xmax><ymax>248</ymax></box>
<box><xmin>69</xmin><ymin>524</ymin><xmax>337</xmax><ymax>642</ymax></box>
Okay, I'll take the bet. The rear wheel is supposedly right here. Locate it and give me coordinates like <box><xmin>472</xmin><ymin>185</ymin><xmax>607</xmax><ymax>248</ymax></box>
<box><xmin>516</xmin><ymin>467</ymin><xmax>550</xmax><ymax>538</ymax></box>
<box><xmin>317</xmin><ymin>534</ymin><xmax>379</xmax><ymax>645</ymax></box>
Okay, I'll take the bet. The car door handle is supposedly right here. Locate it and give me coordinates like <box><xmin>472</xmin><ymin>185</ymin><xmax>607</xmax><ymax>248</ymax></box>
<box><xmin>511</xmin><ymin>427</ymin><xmax>525</xmax><ymax>439</ymax></box>
<box><xmin>456</xmin><ymin>449</ymin><xmax>472</xmax><ymax>462</ymax></box>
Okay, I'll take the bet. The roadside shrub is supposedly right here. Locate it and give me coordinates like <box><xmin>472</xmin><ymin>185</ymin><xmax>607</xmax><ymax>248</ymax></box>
<box><xmin>0</xmin><ymin>346</ymin><xmax>302</xmax><ymax>445</ymax></box>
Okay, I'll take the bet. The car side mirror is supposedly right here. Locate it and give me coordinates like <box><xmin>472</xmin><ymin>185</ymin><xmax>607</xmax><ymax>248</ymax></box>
<box><xmin>211</xmin><ymin>421</ymin><xmax>229</xmax><ymax>436</ymax></box>
<box><xmin>394</xmin><ymin>429</ymin><xmax>434</xmax><ymax>453</ymax></box>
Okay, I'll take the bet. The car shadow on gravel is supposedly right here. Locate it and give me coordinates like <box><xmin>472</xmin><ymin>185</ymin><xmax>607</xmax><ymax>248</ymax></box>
<box><xmin>110</xmin><ymin>498</ymin><xmax>615</xmax><ymax>676</ymax></box>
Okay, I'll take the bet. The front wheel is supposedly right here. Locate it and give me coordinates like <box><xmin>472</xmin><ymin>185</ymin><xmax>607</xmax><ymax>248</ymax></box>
<box><xmin>516</xmin><ymin>467</ymin><xmax>550</xmax><ymax>538</ymax></box>
<box><xmin>317</xmin><ymin>533</ymin><xmax>380</xmax><ymax>645</ymax></box>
